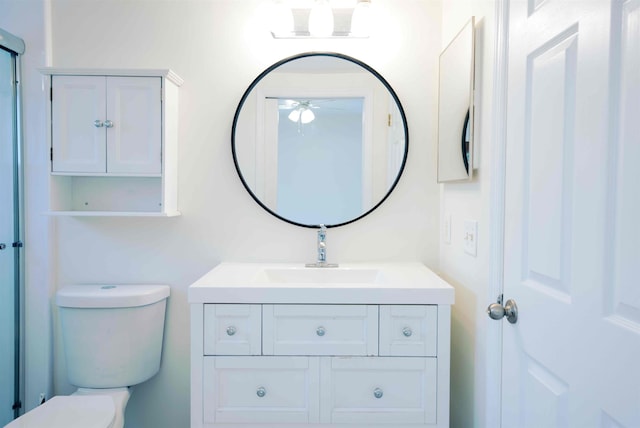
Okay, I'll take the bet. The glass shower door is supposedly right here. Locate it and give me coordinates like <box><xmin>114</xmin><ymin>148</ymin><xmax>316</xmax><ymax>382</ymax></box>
<box><xmin>0</xmin><ymin>45</ymin><xmax>20</xmax><ymax>424</ymax></box>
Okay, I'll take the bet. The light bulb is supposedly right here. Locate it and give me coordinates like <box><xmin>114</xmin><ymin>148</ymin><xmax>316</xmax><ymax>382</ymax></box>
<box><xmin>300</xmin><ymin>108</ymin><xmax>315</xmax><ymax>124</ymax></box>
<box><xmin>308</xmin><ymin>0</ymin><xmax>334</xmax><ymax>37</ymax></box>
<box><xmin>350</xmin><ymin>0</ymin><xmax>371</xmax><ymax>37</ymax></box>
<box><xmin>270</xmin><ymin>0</ymin><xmax>294</xmax><ymax>36</ymax></box>
<box><xmin>288</xmin><ymin>109</ymin><xmax>301</xmax><ymax>122</ymax></box>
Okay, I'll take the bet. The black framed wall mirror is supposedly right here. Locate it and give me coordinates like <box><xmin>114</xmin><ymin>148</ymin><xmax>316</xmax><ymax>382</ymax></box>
<box><xmin>232</xmin><ymin>52</ymin><xmax>408</xmax><ymax>228</ymax></box>
<box><xmin>437</xmin><ymin>17</ymin><xmax>476</xmax><ymax>183</ymax></box>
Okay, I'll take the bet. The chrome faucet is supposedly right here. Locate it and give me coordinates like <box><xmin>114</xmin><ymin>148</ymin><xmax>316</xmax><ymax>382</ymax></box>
<box><xmin>306</xmin><ymin>224</ymin><xmax>338</xmax><ymax>268</ymax></box>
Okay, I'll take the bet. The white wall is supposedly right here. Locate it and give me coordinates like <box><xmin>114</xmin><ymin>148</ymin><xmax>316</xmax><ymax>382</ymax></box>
<box><xmin>439</xmin><ymin>1</ymin><xmax>497</xmax><ymax>427</ymax></box>
<box><xmin>0</xmin><ymin>0</ymin><xmax>55</xmax><ymax>413</ymax></box>
<box><xmin>43</xmin><ymin>1</ymin><xmax>443</xmax><ymax>427</ymax></box>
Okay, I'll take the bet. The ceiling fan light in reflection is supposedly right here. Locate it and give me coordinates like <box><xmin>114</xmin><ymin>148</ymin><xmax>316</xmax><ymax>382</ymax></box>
<box><xmin>288</xmin><ymin>107</ymin><xmax>315</xmax><ymax>124</ymax></box>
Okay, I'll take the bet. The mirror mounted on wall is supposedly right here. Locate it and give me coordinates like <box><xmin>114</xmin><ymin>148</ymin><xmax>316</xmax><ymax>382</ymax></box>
<box><xmin>232</xmin><ymin>52</ymin><xmax>408</xmax><ymax>229</ymax></box>
<box><xmin>437</xmin><ymin>17</ymin><xmax>476</xmax><ymax>183</ymax></box>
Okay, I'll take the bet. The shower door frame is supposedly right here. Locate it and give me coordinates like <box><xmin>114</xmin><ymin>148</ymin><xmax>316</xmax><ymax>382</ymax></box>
<box><xmin>0</xmin><ymin>27</ymin><xmax>25</xmax><ymax>422</ymax></box>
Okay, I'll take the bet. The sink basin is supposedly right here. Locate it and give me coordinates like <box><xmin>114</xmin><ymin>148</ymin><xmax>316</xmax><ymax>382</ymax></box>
<box><xmin>188</xmin><ymin>262</ymin><xmax>455</xmax><ymax>305</ymax></box>
<box><xmin>254</xmin><ymin>267</ymin><xmax>386</xmax><ymax>284</ymax></box>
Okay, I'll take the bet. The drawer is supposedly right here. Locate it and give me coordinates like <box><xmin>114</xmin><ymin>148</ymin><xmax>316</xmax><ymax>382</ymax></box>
<box><xmin>203</xmin><ymin>304</ymin><xmax>261</xmax><ymax>355</ymax></box>
<box><xmin>379</xmin><ymin>305</ymin><xmax>438</xmax><ymax>356</ymax></box>
<box><xmin>263</xmin><ymin>305</ymin><xmax>378</xmax><ymax>356</ymax></box>
<box><xmin>320</xmin><ymin>357</ymin><xmax>437</xmax><ymax>424</ymax></box>
<box><xmin>203</xmin><ymin>356</ymin><xmax>320</xmax><ymax>424</ymax></box>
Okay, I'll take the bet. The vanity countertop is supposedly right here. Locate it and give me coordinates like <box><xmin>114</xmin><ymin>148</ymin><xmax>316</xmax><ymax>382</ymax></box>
<box><xmin>188</xmin><ymin>262</ymin><xmax>454</xmax><ymax>305</ymax></box>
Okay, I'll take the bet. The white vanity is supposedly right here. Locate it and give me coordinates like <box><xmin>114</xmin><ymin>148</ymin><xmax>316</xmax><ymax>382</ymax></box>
<box><xmin>189</xmin><ymin>262</ymin><xmax>454</xmax><ymax>428</ymax></box>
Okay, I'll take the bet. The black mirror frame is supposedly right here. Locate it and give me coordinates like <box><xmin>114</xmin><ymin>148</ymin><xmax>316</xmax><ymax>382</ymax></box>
<box><xmin>231</xmin><ymin>52</ymin><xmax>409</xmax><ymax>229</ymax></box>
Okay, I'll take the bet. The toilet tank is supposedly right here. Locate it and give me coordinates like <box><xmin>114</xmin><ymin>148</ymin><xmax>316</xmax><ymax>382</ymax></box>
<box><xmin>56</xmin><ymin>285</ymin><xmax>170</xmax><ymax>389</ymax></box>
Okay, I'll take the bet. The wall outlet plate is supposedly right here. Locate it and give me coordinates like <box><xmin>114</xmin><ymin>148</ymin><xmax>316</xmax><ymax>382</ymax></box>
<box><xmin>464</xmin><ymin>220</ymin><xmax>478</xmax><ymax>256</ymax></box>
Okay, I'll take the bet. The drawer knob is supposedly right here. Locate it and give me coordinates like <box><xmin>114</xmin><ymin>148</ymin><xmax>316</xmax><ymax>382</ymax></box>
<box><xmin>316</xmin><ymin>326</ymin><xmax>326</xmax><ymax>337</ymax></box>
<box><xmin>256</xmin><ymin>386</ymin><xmax>266</xmax><ymax>398</ymax></box>
<box><xmin>226</xmin><ymin>326</ymin><xmax>237</xmax><ymax>336</ymax></box>
<box><xmin>93</xmin><ymin>119</ymin><xmax>104</xmax><ymax>128</ymax></box>
<box><xmin>104</xmin><ymin>119</ymin><xmax>114</xmax><ymax>128</ymax></box>
<box><xmin>402</xmin><ymin>327</ymin><xmax>413</xmax><ymax>337</ymax></box>
<box><xmin>373</xmin><ymin>388</ymin><xmax>384</xmax><ymax>399</ymax></box>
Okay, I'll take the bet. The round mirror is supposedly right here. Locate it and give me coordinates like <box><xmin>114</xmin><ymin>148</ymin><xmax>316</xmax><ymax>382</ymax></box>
<box><xmin>232</xmin><ymin>52</ymin><xmax>408</xmax><ymax>228</ymax></box>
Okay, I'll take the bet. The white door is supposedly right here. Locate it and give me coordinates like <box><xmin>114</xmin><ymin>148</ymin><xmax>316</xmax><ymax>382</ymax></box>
<box><xmin>51</xmin><ymin>75</ymin><xmax>106</xmax><ymax>173</ymax></box>
<box><xmin>500</xmin><ymin>0</ymin><xmax>640</xmax><ymax>426</ymax></box>
<box><xmin>106</xmin><ymin>76</ymin><xmax>161</xmax><ymax>175</ymax></box>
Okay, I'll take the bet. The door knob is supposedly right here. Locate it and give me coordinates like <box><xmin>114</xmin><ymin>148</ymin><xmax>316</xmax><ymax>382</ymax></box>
<box><xmin>487</xmin><ymin>298</ymin><xmax>518</xmax><ymax>324</ymax></box>
<box><xmin>0</xmin><ymin>243</ymin><xmax>6</xmax><ymax>250</ymax></box>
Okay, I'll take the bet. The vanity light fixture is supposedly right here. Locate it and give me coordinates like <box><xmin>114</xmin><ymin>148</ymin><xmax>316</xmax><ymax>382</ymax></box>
<box><xmin>269</xmin><ymin>0</ymin><xmax>372</xmax><ymax>39</ymax></box>
<box><xmin>308</xmin><ymin>0</ymin><xmax>334</xmax><ymax>37</ymax></box>
<box><xmin>269</xmin><ymin>0</ymin><xmax>295</xmax><ymax>36</ymax></box>
<box><xmin>350</xmin><ymin>0</ymin><xmax>372</xmax><ymax>37</ymax></box>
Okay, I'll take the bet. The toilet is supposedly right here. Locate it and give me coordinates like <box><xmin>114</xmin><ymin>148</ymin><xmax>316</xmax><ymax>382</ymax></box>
<box><xmin>6</xmin><ymin>284</ymin><xmax>170</xmax><ymax>428</ymax></box>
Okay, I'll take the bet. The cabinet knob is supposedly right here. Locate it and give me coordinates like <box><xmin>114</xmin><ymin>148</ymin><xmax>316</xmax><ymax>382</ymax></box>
<box><xmin>402</xmin><ymin>327</ymin><xmax>413</xmax><ymax>337</ymax></box>
<box><xmin>373</xmin><ymin>388</ymin><xmax>383</xmax><ymax>399</ymax></box>
<box><xmin>93</xmin><ymin>120</ymin><xmax>104</xmax><ymax>128</ymax></box>
<box><xmin>104</xmin><ymin>120</ymin><xmax>114</xmax><ymax>128</ymax></box>
<box><xmin>256</xmin><ymin>386</ymin><xmax>266</xmax><ymax>398</ymax></box>
<box><xmin>316</xmin><ymin>326</ymin><xmax>326</xmax><ymax>337</ymax></box>
<box><xmin>226</xmin><ymin>326</ymin><xmax>236</xmax><ymax>336</ymax></box>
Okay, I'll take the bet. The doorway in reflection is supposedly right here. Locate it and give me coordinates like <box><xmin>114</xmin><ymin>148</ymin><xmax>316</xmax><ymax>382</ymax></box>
<box><xmin>275</xmin><ymin>98</ymin><xmax>364</xmax><ymax>225</ymax></box>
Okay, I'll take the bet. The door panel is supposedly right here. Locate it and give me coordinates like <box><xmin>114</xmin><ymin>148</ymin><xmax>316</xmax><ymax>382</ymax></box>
<box><xmin>106</xmin><ymin>76</ymin><xmax>161</xmax><ymax>175</ymax></box>
<box><xmin>502</xmin><ymin>0</ymin><xmax>640</xmax><ymax>426</ymax></box>
<box><xmin>51</xmin><ymin>75</ymin><xmax>106</xmax><ymax>173</ymax></box>
<box><xmin>0</xmin><ymin>46</ymin><xmax>18</xmax><ymax>425</ymax></box>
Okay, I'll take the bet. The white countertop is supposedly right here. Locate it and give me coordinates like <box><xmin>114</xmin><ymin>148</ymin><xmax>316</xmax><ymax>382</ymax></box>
<box><xmin>188</xmin><ymin>262</ymin><xmax>455</xmax><ymax>305</ymax></box>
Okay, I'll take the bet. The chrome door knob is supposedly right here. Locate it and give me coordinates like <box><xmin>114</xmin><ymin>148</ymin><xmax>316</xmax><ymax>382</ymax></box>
<box><xmin>402</xmin><ymin>327</ymin><xmax>413</xmax><ymax>337</ymax></box>
<box><xmin>226</xmin><ymin>326</ymin><xmax>236</xmax><ymax>336</ymax></box>
<box><xmin>104</xmin><ymin>120</ymin><xmax>114</xmax><ymax>128</ymax></box>
<box><xmin>316</xmin><ymin>326</ymin><xmax>326</xmax><ymax>337</ymax></box>
<box><xmin>0</xmin><ymin>243</ymin><xmax>6</xmax><ymax>250</ymax></box>
<box><xmin>487</xmin><ymin>299</ymin><xmax>518</xmax><ymax>324</ymax></box>
<box><xmin>373</xmin><ymin>388</ymin><xmax>383</xmax><ymax>399</ymax></box>
<box><xmin>256</xmin><ymin>386</ymin><xmax>266</xmax><ymax>398</ymax></box>
<box><xmin>93</xmin><ymin>120</ymin><xmax>104</xmax><ymax>128</ymax></box>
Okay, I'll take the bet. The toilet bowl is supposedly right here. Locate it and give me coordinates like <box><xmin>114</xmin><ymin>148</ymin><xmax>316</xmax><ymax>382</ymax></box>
<box><xmin>4</xmin><ymin>285</ymin><xmax>169</xmax><ymax>428</ymax></box>
<box><xmin>4</xmin><ymin>388</ymin><xmax>130</xmax><ymax>428</ymax></box>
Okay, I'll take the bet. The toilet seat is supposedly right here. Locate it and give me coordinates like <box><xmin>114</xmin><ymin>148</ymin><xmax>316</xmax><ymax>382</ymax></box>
<box><xmin>5</xmin><ymin>395</ymin><xmax>115</xmax><ymax>428</ymax></box>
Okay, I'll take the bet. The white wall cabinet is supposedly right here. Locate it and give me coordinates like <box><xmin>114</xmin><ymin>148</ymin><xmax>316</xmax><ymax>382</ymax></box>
<box><xmin>40</xmin><ymin>68</ymin><xmax>182</xmax><ymax>216</ymax></box>
<box><xmin>192</xmin><ymin>303</ymin><xmax>450</xmax><ymax>428</ymax></box>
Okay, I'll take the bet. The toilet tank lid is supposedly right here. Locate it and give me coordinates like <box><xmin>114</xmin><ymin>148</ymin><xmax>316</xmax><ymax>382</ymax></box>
<box><xmin>56</xmin><ymin>285</ymin><xmax>170</xmax><ymax>308</ymax></box>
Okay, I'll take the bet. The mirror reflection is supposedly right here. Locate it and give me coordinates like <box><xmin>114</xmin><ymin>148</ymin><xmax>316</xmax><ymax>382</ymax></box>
<box><xmin>232</xmin><ymin>53</ymin><xmax>408</xmax><ymax>228</ymax></box>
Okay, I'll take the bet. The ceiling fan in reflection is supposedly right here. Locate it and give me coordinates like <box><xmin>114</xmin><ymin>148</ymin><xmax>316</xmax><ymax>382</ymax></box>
<box><xmin>279</xmin><ymin>100</ymin><xmax>318</xmax><ymax>124</ymax></box>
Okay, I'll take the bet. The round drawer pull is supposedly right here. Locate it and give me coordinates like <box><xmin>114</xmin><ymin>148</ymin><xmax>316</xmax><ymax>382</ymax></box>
<box><xmin>373</xmin><ymin>388</ymin><xmax>384</xmax><ymax>399</ymax></box>
<box><xmin>256</xmin><ymin>386</ymin><xmax>266</xmax><ymax>398</ymax></box>
<box><xmin>93</xmin><ymin>119</ymin><xmax>104</xmax><ymax>128</ymax></box>
<box><xmin>316</xmin><ymin>326</ymin><xmax>326</xmax><ymax>337</ymax></box>
<box><xmin>402</xmin><ymin>327</ymin><xmax>413</xmax><ymax>337</ymax></box>
<box><xmin>226</xmin><ymin>326</ymin><xmax>237</xmax><ymax>336</ymax></box>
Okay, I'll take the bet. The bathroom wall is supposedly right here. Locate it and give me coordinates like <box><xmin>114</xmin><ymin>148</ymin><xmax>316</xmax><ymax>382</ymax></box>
<box><xmin>43</xmin><ymin>1</ymin><xmax>443</xmax><ymax>427</ymax></box>
<box><xmin>439</xmin><ymin>0</ymin><xmax>498</xmax><ymax>427</ymax></box>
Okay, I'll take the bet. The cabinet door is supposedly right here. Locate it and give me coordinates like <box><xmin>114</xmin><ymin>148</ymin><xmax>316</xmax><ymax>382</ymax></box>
<box><xmin>51</xmin><ymin>76</ymin><xmax>106</xmax><ymax>173</ymax></box>
<box><xmin>320</xmin><ymin>357</ymin><xmax>437</xmax><ymax>425</ymax></box>
<box><xmin>106</xmin><ymin>77</ymin><xmax>161</xmax><ymax>175</ymax></box>
<box><xmin>203</xmin><ymin>356</ymin><xmax>320</xmax><ymax>424</ymax></box>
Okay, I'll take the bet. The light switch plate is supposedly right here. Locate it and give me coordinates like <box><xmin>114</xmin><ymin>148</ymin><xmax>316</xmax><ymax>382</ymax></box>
<box><xmin>443</xmin><ymin>214</ymin><xmax>451</xmax><ymax>245</ymax></box>
<box><xmin>464</xmin><ymin>220</ymin><xmax>477</xmax><ymax>256</ymax></box>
